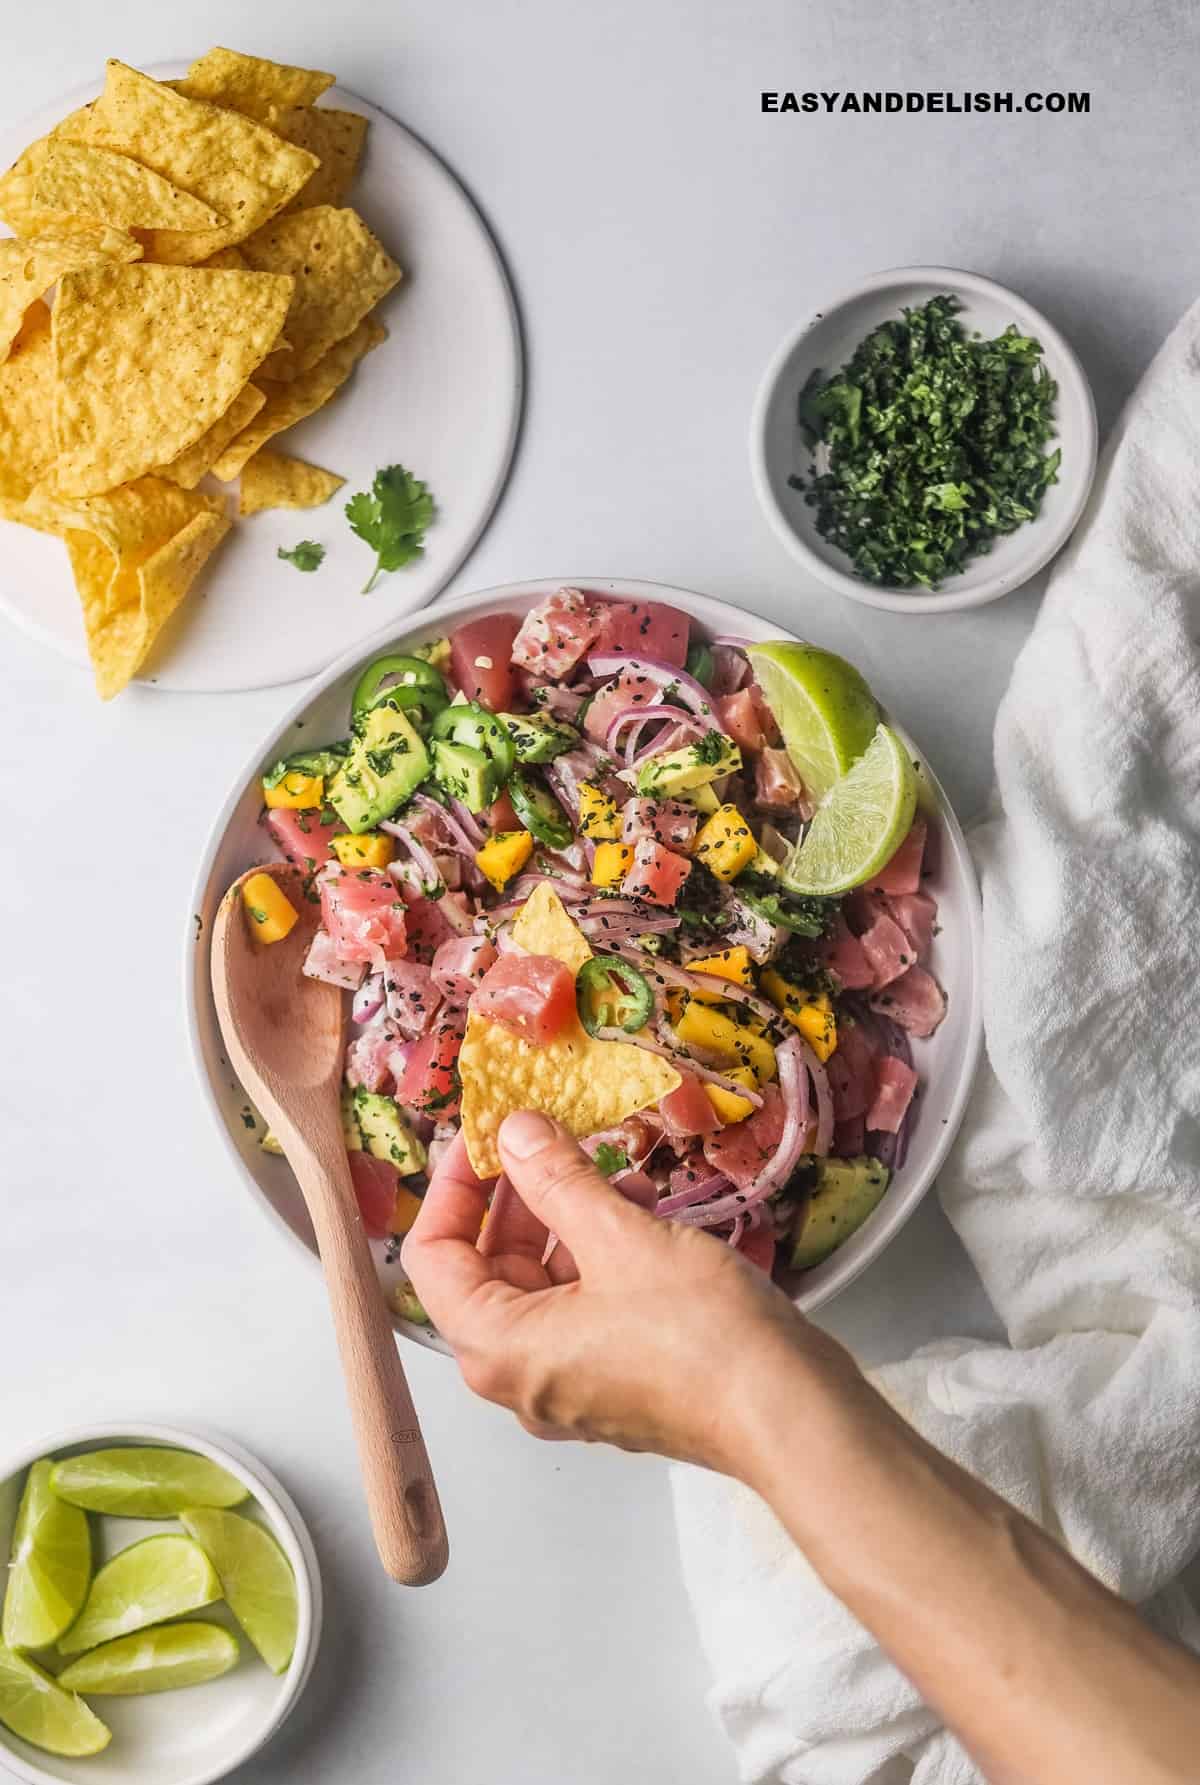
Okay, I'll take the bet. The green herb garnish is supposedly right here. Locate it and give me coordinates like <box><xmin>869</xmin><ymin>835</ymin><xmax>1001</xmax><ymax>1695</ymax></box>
<box><xmin>795</xmin><ymin>294</ymin><xmax>1060</xmax><ymax>589</ymax></box>
<box><xmin>345</xmin><ymin>464</ymin><xmax>436</xmax><ymax>594</ymax></box>
<box><xmin>737</xmin><ymin>887</ymin><xmax>834</xmax><ymax>939</ymax></box>
<box><xmin>593</xmin><ymin>1142</ymin><xmax>630</xmax><ymax>1178</ymax></box>
<box><xmin>277</xmin><ymin>540</ymin><xmax>325</xmax><ymax>573</ymax></box>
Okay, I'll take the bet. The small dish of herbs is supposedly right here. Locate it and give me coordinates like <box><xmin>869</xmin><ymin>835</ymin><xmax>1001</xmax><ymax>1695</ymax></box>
<box><xmin>751</xmin><ymin>266</ymin><xmax>1098</xmax><ymax>614</ymax></box>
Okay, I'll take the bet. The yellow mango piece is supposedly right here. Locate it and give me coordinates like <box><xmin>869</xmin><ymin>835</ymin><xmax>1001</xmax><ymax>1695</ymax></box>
<box><xmin>331</xmin><ymin>832</ymin><xmax>394</xmax><ymax>870</ymax></box>
<box><xmin>685</xmin><ymin>945</ymin><xmax>754</xmax><ymax>1002</ymax></box>
<box><xmin>263</xmin><ymin>770</ymin><xmax>324</xmax><ymax>809</ymax></box>
<box><xmin>591</xmin><ymin>841</ymin><xmax>635</xmax><ymax>888</ymax></box>
<box><xmin>476</xmin><ymin>829</ymin><xmax>533</xmax><ymax>892</ymax></box>
<box><xmin>578</xmin><ymin>781</ymin><xmax>622</xmax><ymax>841</ymax></box>
<box><xmin>703</xmin><ymin>1065</ymin><xmax>758</xmax><ymax>1124</ymax></box>
<box><xmin>761</xmin><ymin>972</ymin><xmax>839</xmax><ymax>1062</ymax></box>
<box><xmin>693</xmin><ymin>804</ymin><xmax>758</xmax><ymax>882</ymax></box>
<box><xmin>242</xmin><ymin>872</ymin><xmax>298</xmax><ymax>943</ymax></box>
<box><xmin>390</xmin><ymin>1186</ymin><xmax>425</xmax><ymax>1237</ymax></box>
<box><xmin>676</xmin><ymin>1000</ymin><xmax>776</xmax><ymax>1084</ymax></box>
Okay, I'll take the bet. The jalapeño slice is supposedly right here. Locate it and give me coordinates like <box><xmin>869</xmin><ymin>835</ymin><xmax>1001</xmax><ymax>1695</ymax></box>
<box><xmin>431</xmin><ymin>700</ymin><xmax>517</xmax><ymax>784</ymax></box>
<box><xmin>508</xmin><ymin>769</ymin><xmax>573</xmax><ymax>849</ymax></box>
<box><xmin>576</xmin><ymin>956</ymin><xmax>655</xmax><ymax>1037</ymax></box>
<box><xmin>351</xmin><ymin>654</ymin><xmax>450</xmax><ymax>723</ymax></box>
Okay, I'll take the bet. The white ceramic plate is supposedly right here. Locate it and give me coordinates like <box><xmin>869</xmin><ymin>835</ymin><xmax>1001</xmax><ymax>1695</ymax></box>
<box><xmin>185</xmin><ymin>579</ymin><xmax>984</xmax><ymax>1352</ymax></box>
<box><xmin>0</xmin><ymin>1423</ymin><xmax>321</xmax><ymax>1785</ymax></box>
<box><xmin>0</xmin><ymin>66</ymin><xmax>523</xmax><ymax>692</ymax></box>
<box><xmin>751</xmin><ymin>265</ymin><xmax>1097</xmax><ymax>613</ymax></box>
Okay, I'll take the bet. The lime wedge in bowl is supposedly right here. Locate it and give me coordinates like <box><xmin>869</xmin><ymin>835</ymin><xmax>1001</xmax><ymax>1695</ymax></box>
<box><xmin>58</xmin><ymin>1622</ymin><xmax>240</xmax><ymax>1696</ymax></box>
<box><xmin>2</xmin><ymin>1460</ymin><xmax>91</xmax><ymax>1650</ymax></box>
<box><xmin>780</xmin><ymin>723</ymin><xmax>918</xmax><ymax>896</ymax></box>
<box><xmin>0</xmin><ymin>1645</ymin><xmax>110</xmax><ymax>1756</ymax></box>
<box><xmin>50</xmin><ymin>1447</ymin><xmax>248</xmax><ymax>1518</ymax></box>
<box><xmin>181</xmin><ymin>1509</ymin><xmax>298</xmax><ymax>1675</ymax></box>
<box><xmin>58</xmin><ymin>1534</ymin><xmax>221</xmax><ymax>1657</ymax></box>
<box><xmin>746</xmin><ymin>640</ymin><xmax>879</xmax><ymax>800</ymax></box>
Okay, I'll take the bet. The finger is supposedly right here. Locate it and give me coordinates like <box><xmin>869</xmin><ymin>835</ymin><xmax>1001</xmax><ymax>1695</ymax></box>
<box><xmin>402</xmin><ymin>1130</ymin><xmax>496</xmax><ymax>1325</ymax></box>
<box><xmin>542</xmin><ymin>1234</ymin><xmax>580</xmax><ymax>1285</ymax></box>
<box><xmin>480</xmin><ymin>1173</ymin><xmax>551</xmax><ymax>1264</ymax></box>
<box><xmin>518</xmin><ymin>1415</ymin><xmax>572</xmax><ymax>1443</ymax></box>
<box><xmin>497</xmin><ymin>1112</ymin><xmax>649</xmax><ymax>1269</ymax></box>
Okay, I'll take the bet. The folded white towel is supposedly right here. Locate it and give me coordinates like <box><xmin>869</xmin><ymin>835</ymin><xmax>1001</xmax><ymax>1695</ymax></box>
<box><xmin>672</xmin><ymin>298</ymin><xmax>1200</xmax><ymax>1783</ymax></box>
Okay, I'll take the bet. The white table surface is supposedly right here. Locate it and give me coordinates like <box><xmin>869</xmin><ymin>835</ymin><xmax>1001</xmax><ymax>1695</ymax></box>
<box><xmin>3</xmin><ymin>2</ymin><xmax>1197</xmax><ymax>1779</ymax></box>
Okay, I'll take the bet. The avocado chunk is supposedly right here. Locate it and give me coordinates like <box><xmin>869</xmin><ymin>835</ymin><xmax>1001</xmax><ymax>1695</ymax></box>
<box><xmin>635</xmin><ymin>731</ymin><xmax>741</xmax><ymax>798</ymax></box>
<box><xmin>500</xmin><ymin>711</ymin><xmax>579</xmax><ymax>763</ymax></box>
<box><xmin>432</xmin><ymin>739</ymin><xmax>494</xmax><ymax>813</ymax></box>
<box><xmin>789</xmin><ymin>1156</ymin><xmax>889</xmax><ymax>1271</ymax></box>
<box><xmin>354</xmin><ymin>1089</ymin><xmax>427</xmax><ymax>1177</ymax></box>
<box><xmin>392</xmin><ymin>1279</ymin><xmax>431</xmax><ymax>1325</ymax></box>
<box><xmin>328</xmin><ymin>701</ymin><xmax>429</xmax><ymax>833</ymax></box>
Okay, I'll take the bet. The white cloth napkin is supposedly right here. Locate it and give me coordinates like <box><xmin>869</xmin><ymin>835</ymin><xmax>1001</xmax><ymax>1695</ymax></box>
<box><xmin>671</xmin><ymin>299</ymin><xmax>1200</xmax><ymax>1784</ymax></box>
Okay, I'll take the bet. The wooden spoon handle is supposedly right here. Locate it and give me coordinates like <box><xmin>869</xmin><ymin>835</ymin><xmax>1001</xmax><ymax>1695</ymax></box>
<box><xmin>291</xmin><ymin>1132</ymin><xmax>449</xmax><ymax>1585</ymax></box>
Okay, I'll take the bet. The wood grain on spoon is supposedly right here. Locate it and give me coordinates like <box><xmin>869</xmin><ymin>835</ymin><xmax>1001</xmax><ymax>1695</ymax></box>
<box><xmin>211</xmin><ymin>862</ymin><xmax>448</xmax><ymax>1586</ymax></box>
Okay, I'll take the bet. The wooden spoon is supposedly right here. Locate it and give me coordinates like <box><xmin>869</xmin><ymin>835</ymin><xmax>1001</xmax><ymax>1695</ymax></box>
<box><xmin>211</xmin><ymin>862</ymin><xmax>448</xmax><ymax>1585</ymax></box>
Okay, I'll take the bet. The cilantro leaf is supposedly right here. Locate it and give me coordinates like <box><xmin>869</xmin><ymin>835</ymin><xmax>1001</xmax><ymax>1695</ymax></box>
<box><xmin>737</xmin><ymin>886</ymin><xmax>834</xmax><ymax>939</ymax></box>
<box><xmin>593</xmin><ymin>1142</ymin><xmax>630</xmax><ymax>1178</ymax></box>
<box><xmin>345</xmin><ymin>464</ymin><xmax>436</xmax><ymax>594</ymax></box>
<box><xmin>277</xmin><ymin>540</ymin><xmax>325</xmax><ymax>573</ymax></box>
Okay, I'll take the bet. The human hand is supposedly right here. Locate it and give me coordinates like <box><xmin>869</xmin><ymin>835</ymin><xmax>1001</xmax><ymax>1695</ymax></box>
<box><xmin>402</xmin><ymin>1111</ymin><xmax>861</xmax><ymax>1474</ymax></box>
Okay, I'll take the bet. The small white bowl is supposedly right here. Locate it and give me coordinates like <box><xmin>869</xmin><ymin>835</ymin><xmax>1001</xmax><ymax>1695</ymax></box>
<box><xmin>751</xmin><ymin>265</ymin><xmax>1098</xmax><ymax>613</ymax></box>
<box><xmin>185</xmin><ymin>579</ymin><xmax>984</xmax><ymax>1339</ymax></box>
<box><xmin>0</xmin><ymin>1424</ymin><xmax>321</xmax><ymax>1785</ymax></box>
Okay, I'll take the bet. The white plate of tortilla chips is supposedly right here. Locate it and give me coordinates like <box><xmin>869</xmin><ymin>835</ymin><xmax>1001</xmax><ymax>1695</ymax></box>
<box><xmin>0</xmin><ymin>48</ymin><xmax>522</xmax><ymax>697</ymax></box>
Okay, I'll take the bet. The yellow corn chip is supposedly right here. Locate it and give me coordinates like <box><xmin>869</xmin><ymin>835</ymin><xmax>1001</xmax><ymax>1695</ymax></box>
<box><xmin>239</xmin><ymin>205</ymin><xmax>402</xmax><ymax>379</ymax></box>
<box><xmin>175</xmin><ymin>48</ymin><xmax>335</xmax><ymax>118</ymax></box>
<box><xmin>77</xmin><ymin>61</ymin><xmax>317</xmax><ymax>263</ymax></box>
<box><xmin>271</xmin><ymin>107</ymin><xmax>369</xmax><ymax>215</ymax></box>
<box><xmin>0</xmin><ymin>230</ymin><xmax>141</xmax><ymax>363</ymax></box>
<box><xmin>459</xmin><ymin>885</ymin><xmax>680</xmax><ymax>1177</ymax></box>
<box><xmin>25</xmin><ymin>477</ymin><xmax>230</xmax><ymax>697</ymax></box>
<box><xmin>155</xmin><ymin>384</ymin><xmax>267</xmax><ymax>489</ymax></box>
<box><xmin>198</xmin><ymin>246</ymin><xmax>249</xmax><ymax>270</ymax></box>
<box><xmin>0</xmin><ymin>301</ymin><xmax>58</xmax><ymax>514</ymax></box>
<box><xmin>0</xmin><ymin>106</ymin><xmax>96</xmax><ymax>234</ymax></box>
<box><xmin>239</xmin><ymin>448</ymin><xmax>344</xmax><ymax>515</ymax></box>
<box><xmin>34</xmin><ymin>140</ymin><xmax>225</xmax><ymax>231</ymax></box>
<box><xmin>52</xmin><ymin>262</ymin><xmax>293</xmax><ymax>497</ymax></box>
<box><xmin>211</xmin><ymin>314</ymin><xmax>386</xmax><ymax>481</ymax></box>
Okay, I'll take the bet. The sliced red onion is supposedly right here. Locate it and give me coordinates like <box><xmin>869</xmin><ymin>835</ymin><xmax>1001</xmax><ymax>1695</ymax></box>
<box><xmin>656</xmin><ymin>1170</ymin><xmax>731</xmax><ymax>1216</ymax></box>
<box><xmin>381</xmin><ymin>821</ymin><xmax>443</xmax><ymax>893</ymax></box>
<box><xmin>509</xmin><ymin>874</ymin><xmax>591</xmax><ymax>902</ymax></box>
<box><xmin>447</xmin><ymin>797</ymin><xmax>487</xmax><ymax>847</ymax></box>
<box><xmin>352</xmin><ymin>971</ymin><xmax>385</xmax><ymax>1025</ymax></box>
<box><xmin>413</xmin><ymin>792</ymin><xmax>483</xmax><ymax>857</ymax></box>
<box><xmin>796</xmin><ymin>1035</ymin><xmax>834</xmax><ymax>1156</ymax></box>
<box><xmin>710</xmin><ymin>633</ymin><xmax>752</xmax><ymax>647</ymax></box>
<box><xmin>545</xmin><ymin>760</ymin><xmax>581</xmax><ymax>821</ymax></box>
<box><xmin>617</xmin><ymin>949</ymin><xmax>780</xmax><ymax>1025</ymax></box>
<box><xmin>585</xmin><ymin>653</ymin><xmax>714</xmax><ymax>719</ymax></box>
<box><xmin>603</xmin><ymin>702</ymin><xmax>709</xmax><ymax>768</ymax></box>
<box><xmin>728</xmin><ymin>1213</ymin><xmax>747</xmax><ymax>1247</ymax></box>
<box><xmin>670</xmin><ymin>1036</ymin><xmax>811</xmax><ymax>1228</ymax></box>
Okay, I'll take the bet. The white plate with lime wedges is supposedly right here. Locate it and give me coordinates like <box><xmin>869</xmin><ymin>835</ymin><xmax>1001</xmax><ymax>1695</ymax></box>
<box><xmin>187</xmin><ymin>577</ymin><xmax>985</xmax><ymax>1341</ymax></box>
<box><xmin>0</xmin><ymin>1425</ymin><xmax>320</xmax><ymax>1785</ymax></box>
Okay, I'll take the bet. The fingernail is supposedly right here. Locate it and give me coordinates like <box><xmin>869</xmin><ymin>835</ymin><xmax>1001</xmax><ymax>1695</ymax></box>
<box><xmin>500</xmin><ymin>1110</ymin><xmax>557</xmax><ymax>1158</ymax></box>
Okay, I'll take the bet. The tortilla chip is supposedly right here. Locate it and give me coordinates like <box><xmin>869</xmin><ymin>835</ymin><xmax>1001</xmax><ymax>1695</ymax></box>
<box><xmin>0</xmin><ymin>106</ymin><xmax>97</xmax><ymax>234</ymax></box>
<box><xmin>459</xmin><ymin>886</ymin><xmax>680</xmax><ymax>1178</ymax></box>
<box><xmin>25</xmin><ymin>477</ymin><xmax>230</xmax><ymax>697</ymax></box>
<box><xmin>238</xmin><ymin>448</ymin><xmax>344</xmax><ymax>514</ymax></box>
<box><xmin>155</xmin><ymin>384</ymin><xmax>267</xmax><ymax>489</ymax></box>
<box><xmin>77</xmin><ymin>60</ymin><xmax>317</xmax><ymax>263</ymax></box>
<box><xmin>0</xmin><ymin>301</ymin><xmax>58</xmax><ymax>514</ymax></box>
<box><xmin>0</xmin><ymin>230</ymin><xmax>141</xmax><ymax>363</ymax></box>
<box><xmin>211</xmin><ymin>314</ymin><xmax>386</xmax><ymax>481</ymax></box>
<box><xmin>175</xmin><ymin>48</ymin><xmax>335</xmax><ymax>118</ymax></box>
<box><xmin>52</xmin><ymin>262</ymin><xmax>293</xmax><ymax>496</ymax></box>
<box><xmin>239</xmin><ymin>205</ymin><xmax>401</xmax><ymax>379</ymax></box>
<box><xmin>34</xmin><ymin>140</ymin><xmax>225</xmax><ymax>231</ymax></box>
<box><xmin>198</xmin><ymin>245</ymin><xmax>249</xmax><ymax>270</ymax></box>
<box><xmin>271</xmin><ymin>107</ymin><xmax>369</xmax><ymax>215</ymax></box>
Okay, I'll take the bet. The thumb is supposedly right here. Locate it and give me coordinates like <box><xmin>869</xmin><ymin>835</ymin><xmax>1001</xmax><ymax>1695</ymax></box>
<box><xmin>497</xmin><ymin>1111</ymin><xmax>651</xmax><ymax>1265</ymax></box>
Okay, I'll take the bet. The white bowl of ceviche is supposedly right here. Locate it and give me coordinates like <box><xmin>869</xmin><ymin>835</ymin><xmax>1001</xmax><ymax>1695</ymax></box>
<box><xmin>187</xmin><ymin>579</ymin><xmax>983</xmax><ymax>1353</ymax></box>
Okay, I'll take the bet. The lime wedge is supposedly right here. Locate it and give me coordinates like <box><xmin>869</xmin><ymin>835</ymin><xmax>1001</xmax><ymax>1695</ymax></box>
<box><xmin>58</xmin><ymin>1534</ymin><xmax>221</xmax><ymax>1657</ymax></box>
<box><xmin>0</xmin><ymin>1644</ymin><xmax>110</xmax><ymax>1756</ymax></box>
<box><xmin>180</xmin><ymin>1510</ymin><xmax>298</xmax><ymax>1675</ymax></box>
<box><xmin>746</xmin><ymin>641</ymin><xmax>879</xmax><ymax>801</ymax></box>
<box><xmin>58</xmin><ymin>1622</ymin><xmax>239</xmax><ymax>1696</ymax></box>
<box><xmin>50</xmin><ymin>1448</ymin><xmax>248</xmax><ymax>1518</ymax></box>
<box><xmin>780</xmin><ymin>724</ymin><xmax>918</xmax><ymax>896</ymax></box>
<box><xmin>2</xmin><ymin>1461</ymin><xmax>91</xmax><ymax>1650</ymax></box>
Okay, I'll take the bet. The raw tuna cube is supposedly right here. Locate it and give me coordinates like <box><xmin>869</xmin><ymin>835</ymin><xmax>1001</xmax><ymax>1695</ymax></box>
<box><xmin>869</xmin><ymin>966</ymin><xmax>947</xmax><ymax>1037</ymax></box>
<box><xmin>621</xmin><ymin>837</ymin><xmax>692</xmax><ymax>907</ymax></box>
<box><xmin>867</xmin><ymin>1056</ymin><xmax>918</xmax><ymax>1133</ymax></box>
<box><xmin>865</xmin><ymin>819</ymin><xmax>927</xmax><ymax>896</ymax></box>
<box><xmin>304</xmin><ymin>929</ymin><xmax>365</xmax><ymax>991</ymax></box>
<box><xmin>859</xmin><ymin>910</ymin><xmax>917</xmax><ymax>989</ymax></box>
<box><xmin>591</xmin><ymin>599</ymin><xmax>690</xmax><ymax>667</ymax></box>
<box><xmin>621</xmin><ymin>797</ymin><xmax>698</xmax><ymax>851</ymax></box>
<box><xmin>511</xmin><ymin>588</ymin><xmax>601</xmax><ymax>679</ymax></box>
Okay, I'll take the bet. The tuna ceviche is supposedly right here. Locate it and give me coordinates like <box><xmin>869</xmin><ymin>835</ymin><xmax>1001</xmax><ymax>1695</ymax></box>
<box><xmin>244</xmin><ymin>588</ymin><xmax>947</xmax><ymax>1307</ymax></box>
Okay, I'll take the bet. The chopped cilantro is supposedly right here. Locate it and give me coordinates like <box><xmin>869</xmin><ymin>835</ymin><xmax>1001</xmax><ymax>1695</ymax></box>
<box><xmin>345</xmin><ymin>464</ymin><xmax>436</xmax><ymax>594</ymax></box>
<box><xmin>695</xmin><ymin>729</ymin><xmax>728</xmax><ymax>765</ymax></box>
<box><xmin>737</xmin><ymin>886</ymin><xmax>834</xmax><ymax>939</ymax></box>
<box><xmin>593</xmin><ymin>1142</ymin><xmax>630</xmax><ymax>1178</ymax></box>
<box><xmin>277</xmin><ymin>540</ymin><xmax>325</xmax><ymax>573</ymax></box>
<box><xmin>795</xmin><ymin>294</ymin><xmax>1060</xmax><ymax>589</ymax></box>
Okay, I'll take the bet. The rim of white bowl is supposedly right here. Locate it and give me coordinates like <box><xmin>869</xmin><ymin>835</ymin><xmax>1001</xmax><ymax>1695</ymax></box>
<box><xmin>184</xmin><ymin>578</ymin><xmax>984</xmax><ymax>1344</ymax></box>
<box><xmin>750</xmin><ymin>263</ymin><xmax>1098</xmax><ymax>613</ymax></box>
<box><xmin>0</xmin><ymin>1421</ymin><xmax>322</xmax><ymax>1785</ymax></box>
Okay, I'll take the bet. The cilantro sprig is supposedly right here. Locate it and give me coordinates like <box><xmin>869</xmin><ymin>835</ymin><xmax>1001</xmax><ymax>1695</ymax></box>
<box><xmin>277</xmin><ymin>540</ymin><xmax>325</xmax><ymax>573</ymax></box>
<box><xmin>345</xmin><ymin>464</ymin><xmax>436</xmax><ymax>594</ymax></box>
<box><xmin>793</xmin><ymin>294</ymin><xmax>1060</xmax><ymax>589</ymax></box>
<box><xmin>593</xmin><ymin>1142</ymin><xmax>630</xmax><ymax>1178</ymax></box>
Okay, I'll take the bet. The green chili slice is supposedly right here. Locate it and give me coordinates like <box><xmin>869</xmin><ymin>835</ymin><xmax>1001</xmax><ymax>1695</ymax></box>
<box><xmin>507</xmin><ymin>769</ymin><xmax>573</xmax><ymax>849</ymax></box>
<box><xmin>575</xmin><ymin>956</ymin><xmax>655</xmax><ymax>1037</ymax></box>
<box><xmin>351</xmin><ymin>654</ymin><xmax>449</xmax><ymax>721</ymax></box>
<box><xmin>431</xmin><ymin>700</ymin><xmax>517</xmax><ymax>783</ymax></box>
<box><xmin>261</xmin><ymin>743</ymin><xmax>350</xmax><ymax>789</ymax></box>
